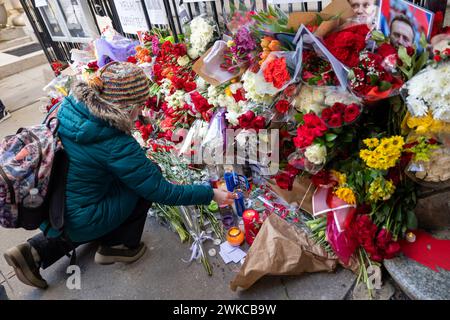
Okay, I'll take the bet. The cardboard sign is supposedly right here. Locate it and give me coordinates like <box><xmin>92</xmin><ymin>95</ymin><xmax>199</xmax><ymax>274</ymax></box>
<box><xmin>287</xmin><ymin>0</ymin><xmax>354</xmax><ymax>34</ymax></box>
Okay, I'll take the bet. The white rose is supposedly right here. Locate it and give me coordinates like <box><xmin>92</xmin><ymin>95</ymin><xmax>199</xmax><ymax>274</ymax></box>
<box><xmin>305</xmin><ymin>144</ymin><xmax>327</xmax><ymax>165</ymax></box>
<box><xmin>177</xmin><ymin>55</ymin><xmax>190</xmax><ymax>67</ymax></box>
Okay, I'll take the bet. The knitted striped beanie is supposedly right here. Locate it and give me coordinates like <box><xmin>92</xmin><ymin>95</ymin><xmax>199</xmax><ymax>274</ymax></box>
<box><xmin>87</xmin><ymin>61</ymin><xmax>150</xmax><ymax>111</ymax></box>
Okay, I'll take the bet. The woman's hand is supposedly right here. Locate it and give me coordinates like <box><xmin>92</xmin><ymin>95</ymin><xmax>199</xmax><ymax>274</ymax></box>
<box><xmin>213</xmin><ymin>188</ymin><xmax>237</xmax><ymax>206</ymax></box>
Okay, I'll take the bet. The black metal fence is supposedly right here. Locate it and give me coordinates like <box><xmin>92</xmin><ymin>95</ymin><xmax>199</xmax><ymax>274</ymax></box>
<box><xmin>19</xmin><ymin>0</ymin><xmax>446</xmax><ymax>70</ymax></box>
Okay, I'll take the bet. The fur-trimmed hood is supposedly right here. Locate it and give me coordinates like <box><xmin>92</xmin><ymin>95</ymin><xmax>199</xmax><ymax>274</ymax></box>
<box><xmin>70</xmin><ymin>81</ymin><xmax>133</xmax><ymax>134</ymax></box>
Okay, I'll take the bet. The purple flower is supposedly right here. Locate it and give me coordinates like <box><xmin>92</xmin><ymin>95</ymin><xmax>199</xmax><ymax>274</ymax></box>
<box><xmin>234</xmin><ymin>27</ymin><xmax>256</xmax><ymax>53</ymax></box>
<box><xmin>152</xmin><ymin>36</ymin><xmax>160</xmax><ymax>56</ymax></box>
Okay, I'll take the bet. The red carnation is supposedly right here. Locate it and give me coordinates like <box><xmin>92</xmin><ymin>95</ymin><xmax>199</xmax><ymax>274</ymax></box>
<box><xmin>344</xmin><ymin>103</ymin><xmax>360</xmax><ymax>123</ymax></box>
<box><xmin>184</xmin><ymin>81</ymin><xmax>197</xmax><ymax>92</ymax></box>
<box><xmin>127</xmin><ymin>56</ymin><xmax>137</xmax><ymax>64</ymax></box>
<box><xmin>263</xmin><ymin>57</ymin><xmax>290</xmax><ymax>88</ymax></box>
<box><xmin>274</xmin><ymin>172</ymin><xmax>294</xmax><ymax>190</ymax></box>
<box><xmin>293</xmin><ymin>126</ymin><xmax>315</xmax><ymax>148</ymax></box>
<box><xmin>311</xmin><ymin>170</ymin><xmax>333</xmax><ymax>187</ymax></box>
<box><xmin>323</xmin><ymin>24</ymin><xmax>369</xmax><ymax>68</ymax></box>
<box><xmin>232</xmin><ymin>88</ymin><xmax>246</xmax><ymax>103</ymax></box>
<box><xmin>253</xmin><ymin>116</ymin><xmax>266</xmax><ymax>130</ymax></box>
<box><xmin>190</xmin><ymin>91</ymin><xmax>212</xmax><ymax>113</ymax></box>
<box><xmin>275</xmin><ymin>99</ymin><xmax>290</xmax><ymax>113</ymax></box>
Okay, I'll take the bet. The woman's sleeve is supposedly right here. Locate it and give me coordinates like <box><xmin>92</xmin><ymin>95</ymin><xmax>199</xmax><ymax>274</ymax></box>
<box><xmin>106</xmin><ymin>135</ymin><xmax>214</xmax><ymax>206</ymax></box>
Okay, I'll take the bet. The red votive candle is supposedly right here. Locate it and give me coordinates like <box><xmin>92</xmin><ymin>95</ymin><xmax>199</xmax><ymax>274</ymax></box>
<box><xmin>242</xmin><ymin>209</ymin><xmax>260</xmax><ymax>246</ymax></box>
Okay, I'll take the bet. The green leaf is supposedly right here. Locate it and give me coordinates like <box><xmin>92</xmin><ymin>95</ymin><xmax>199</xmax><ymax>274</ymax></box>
<box><xmin>378</xmin><ymin>81</ymin><xmax>392</xmax><ymax>92</ymax></box>
<box><xmin>398</xmin><ymin>46</ymin><xmax>412</xmax><ymax>67</ymax></box>
<box><xmin>369</xmin><ymin>74</ymin><xmax>379</xmax><ymax>85</ymax></box>
<box><xmin>406</xmin><ymin>210</ymin><xmax>418</xmax><ymax>230</ymax></box>
<box><xmin>294</xmin><ymin>113</ymin><xmax>304</xmax><ymax>123</ymax></box>
<box><xmin>419</xmin><ymin>33</ymin><xmax>428</xmax><ymax>49</ymax></box>
<box><xmin>413</xmin><ymin>51</ymin><xmax>429</xmax><ymax>76</ymax></box>
<box><xmin>347</xmin><ymin>69</ymin><xmax>355</xmax><ymax>80</ymax></box>
<box><xmin>371</xmin><ymin>30</ymin><xmax>387</xmax><ymax>44</ymax></box>
<box><xmin>325</xmin><ymin>133</ymin><xmax>338</xmax><ymax>142</ymax></box>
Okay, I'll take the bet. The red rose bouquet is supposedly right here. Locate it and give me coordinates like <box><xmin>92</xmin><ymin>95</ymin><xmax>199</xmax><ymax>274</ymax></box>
<box><xmin>323</xmin><ymin>24</ymin><xmax>370</xmax><ymax>68</ymax></box>
<box><xmin>321</xmin><ymin>102</ymin><xmax>361</xmax><ymax>128</ymax></box>
<box><xmin>348</xmin><ymin>52</ymin><xmax>403</xmax><ymax>101</ymax></box>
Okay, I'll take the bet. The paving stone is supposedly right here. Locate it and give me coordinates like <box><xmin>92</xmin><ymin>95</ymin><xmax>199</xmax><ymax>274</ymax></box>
<box><xmin>352</xmin><ymin>279</ymin><xmax>395</xmax><ymax>300</ymax></box>
<box><xmin>384</xmin><ymin>255</ymin><xmax>450</xmax><ymax>300</ymax></box>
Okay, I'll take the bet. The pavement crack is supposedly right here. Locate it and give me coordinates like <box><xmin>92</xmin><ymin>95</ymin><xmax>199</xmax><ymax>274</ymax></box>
<box><xmin>280</xmin><ymin>277</ymin><xmax>291</xmax><ymax>300</ymax></box>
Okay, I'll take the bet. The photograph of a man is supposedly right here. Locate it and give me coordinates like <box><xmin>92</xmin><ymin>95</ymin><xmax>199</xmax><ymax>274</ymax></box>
<box><xmin>377</xmin><ymin>0</ymin><xmax>434</xmax><ymax>50</ymax></box>
<box><xmin>389</xmin><ymin>15</ymin><xmax>415</xmax><ymax>48</ymax></box>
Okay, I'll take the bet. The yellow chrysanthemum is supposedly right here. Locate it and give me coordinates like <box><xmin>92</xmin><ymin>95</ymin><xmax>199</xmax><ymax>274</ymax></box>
<box><xmin>363</xmin><ymin>138</ymin><xmax>379</xmax><ymax>148</ymax></box>
<box><xmin>330</xmin><ymin>170</ymin><xmax>347</xmax><ymax>186</ymax></box>
<box><xmin>335</xmin><ymin>187</ymin><xmax>356</xmax><ymax>205</ymax></box>
<box><xmin>368</xmin><ymin>178</ymin><xmax>396</xmax><ymax>202</ymax></box>
<box><xmin>360</xmin><ymin>136</ymin><xmax>404</xmax><ymax>170</ymax></box>
<box><xmin>224</xmin><ymin>86</ymin><xmax>233</xmax><ymax>97</ymax></box>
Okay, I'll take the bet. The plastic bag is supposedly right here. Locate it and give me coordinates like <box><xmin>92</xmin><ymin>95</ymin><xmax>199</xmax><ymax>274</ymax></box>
<box><xmin>255</xmin><ymin>48</ymin><xmax>302</xmax><ymax>96</ymax></box>
<box><xmin>94</xmin><ymin>34</ymin><xmax>138</xmax><ymax>67</ymax></box>
<box><xmin>223</xmin><ymin>1</ymin><xmax>255</xmax><ymax>35</ymax></box>
<box><xmin>202</xmin><ymin>108</ymin><xmax>227</xmax><ymax>162</ymax></box>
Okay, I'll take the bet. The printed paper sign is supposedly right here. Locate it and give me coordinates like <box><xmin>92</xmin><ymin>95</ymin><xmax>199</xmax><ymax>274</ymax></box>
<box><xmin>114</xmin><ymin>0</ymin><xmax>148</xmax><ymax>34</ymax></box>
<box><xmin>267</xmin><ymin>0</ymin><xmax>322</xmax><ymax>4</ymax></box>
<box><xmin>144</xmin><ymin>0</ymin><xmax>168</xmax><ymax>25</ymax></box>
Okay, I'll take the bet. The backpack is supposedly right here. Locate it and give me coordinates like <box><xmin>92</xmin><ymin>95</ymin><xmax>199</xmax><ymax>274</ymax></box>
<box><xmin>0</xmin><ymin>103</ymin><xmax>68</xmax><ymax>231</ymax></box>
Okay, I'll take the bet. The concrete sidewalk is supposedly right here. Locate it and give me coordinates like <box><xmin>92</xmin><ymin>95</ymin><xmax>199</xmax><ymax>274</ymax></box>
<box><xmin>1</xmin><ymin>217</ymin><xmax>356</xmax><ymax>300</ymax></box>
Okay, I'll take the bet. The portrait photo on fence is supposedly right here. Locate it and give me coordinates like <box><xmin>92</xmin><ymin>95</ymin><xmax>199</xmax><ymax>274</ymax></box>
<box><xmin>377</xmin><ymin>0</ymin><xmax>434</xmax><ymax>50</ymax></box>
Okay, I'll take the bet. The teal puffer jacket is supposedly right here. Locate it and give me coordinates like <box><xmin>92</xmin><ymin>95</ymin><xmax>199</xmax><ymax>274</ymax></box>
<box><xmin>48</xmin><ymin>82</ymin><xmax>213</xmax><ymax>242</ymax></box>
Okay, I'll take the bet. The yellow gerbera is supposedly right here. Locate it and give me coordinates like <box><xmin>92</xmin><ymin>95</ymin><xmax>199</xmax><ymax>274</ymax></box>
<box><xmin>363</xmin><ymin>138</ymin><xmax>379</xmax><ymax>148</ymax></box>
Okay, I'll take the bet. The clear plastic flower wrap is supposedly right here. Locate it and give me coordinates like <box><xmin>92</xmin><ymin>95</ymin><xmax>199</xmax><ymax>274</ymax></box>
<box><xmin>287</xmin><ymin>146</ymin><xmax>326</xmax><ymax>175</ymax></box>
<box><xmin>294</xmin><ymin>25</ymin><xmax>348</xmax><ymax>92</ymax></box>
<box><xmin>292</xmin><ymin>85</ymin><xmax>362</xmax><ymax>117</ymax></box>
<box><xmin>177</xmin><ymin>119</ymin><xmax>209</xmax><ymax>158</ymax></box>
<box><xmin>405</xmin><ymin>144</ymin><xmax>450</xmax><ymax>188</ymax></box>
<box><xmin>202</xmin><ymin>108</ymin><xmax>227</xmax><ymax>159</ymax></box>
<box><xmin>255</xmin><ymin>48</ymin><xmax>302</xmax><ymax>96</ymax></box>
<box><xmin>348</xmin><ymin>51</ymin><xmax>404</xmax><ymax>102</ymax></box>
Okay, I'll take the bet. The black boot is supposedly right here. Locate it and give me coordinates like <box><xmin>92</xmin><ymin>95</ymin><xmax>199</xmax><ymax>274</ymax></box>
<box><xmin>4</xmin><ymin>243</ymin><xmax>48</xmax><ymax>289</ymax></box>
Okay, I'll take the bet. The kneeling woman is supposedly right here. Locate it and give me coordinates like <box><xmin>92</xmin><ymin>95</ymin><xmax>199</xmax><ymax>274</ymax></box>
<box><xmin>4</xmin><ymin>62</ymin><xmax>234</xmax><ymax>289</ymax></box>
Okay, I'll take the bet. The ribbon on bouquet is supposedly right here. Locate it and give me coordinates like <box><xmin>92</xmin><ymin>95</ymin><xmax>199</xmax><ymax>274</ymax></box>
<box><xmin>312</xmin><ymin>186</ymin><xmax>357</xmax><ymax>233</ymax></box>
<box><xmin>182</xmin><ymin>231</ymin><xmax>213</xmax><ymax>264</ymax></box>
